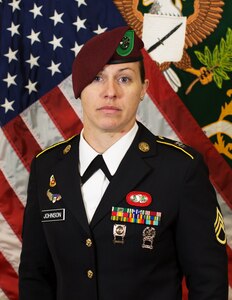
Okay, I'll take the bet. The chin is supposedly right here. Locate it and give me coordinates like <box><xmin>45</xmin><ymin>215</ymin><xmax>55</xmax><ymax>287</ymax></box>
<box><xmin>99</xmin><ymin>118</ymin><xmax>118</xmax><ymax>126</ymax></box>
<box><xmin>99</xmin><ymin>121</ymin><xmax>121</xmax><ymax>132</ymax></box>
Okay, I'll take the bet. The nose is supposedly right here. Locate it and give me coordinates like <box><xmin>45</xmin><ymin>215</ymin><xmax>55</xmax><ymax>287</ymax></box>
<box><xmin>104</xmin><ymin>79</ymin><xmax>118</xmax><ymax>100</ymax></box>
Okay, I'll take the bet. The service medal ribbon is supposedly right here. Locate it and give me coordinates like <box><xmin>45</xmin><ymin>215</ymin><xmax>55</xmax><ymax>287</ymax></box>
<box><xmin>111</xmin><ymin>206</ymin><xmax>161</xmax><ymax>226</ymax></box>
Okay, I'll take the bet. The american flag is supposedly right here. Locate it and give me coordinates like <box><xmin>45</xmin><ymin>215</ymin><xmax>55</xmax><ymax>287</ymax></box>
<box><xmin>0</xmin><ymin>0</ymin><xmax>231</xmax><ymax>299</ymax></box>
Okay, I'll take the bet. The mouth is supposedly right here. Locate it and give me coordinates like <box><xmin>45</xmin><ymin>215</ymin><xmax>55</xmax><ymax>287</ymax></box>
<box><xmin>97</xmin><ymin>106</ymin><xmax>122</xmax><ymax>114</ymax></box>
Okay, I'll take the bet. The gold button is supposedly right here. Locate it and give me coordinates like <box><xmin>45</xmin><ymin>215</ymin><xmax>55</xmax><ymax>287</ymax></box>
<box><xmin>87</xmin><ymin>270</ymin><xmax>94</xmax><ymax>279</ymax></box>
<box><xmin>86</xmin><ymin>238</ymin><xmax>92</xmax><ymax>247</ymax></box>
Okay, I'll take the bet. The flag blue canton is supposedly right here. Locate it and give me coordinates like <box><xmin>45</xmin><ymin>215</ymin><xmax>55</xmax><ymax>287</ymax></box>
<box><xmin>0</xmin><ymin>0</ymin><xmax>126</xmax><ymax>126</ymax></box>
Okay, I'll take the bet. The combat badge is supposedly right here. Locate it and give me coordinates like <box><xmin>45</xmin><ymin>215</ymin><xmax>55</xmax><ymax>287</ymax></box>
<box><xmin>113</xmin><ymin>224</ymin><xmax>127</xmax><ymax>244</ymax></box>
<box><xmin>142</xmin><ymin>227</ymin><xmax>156</xmax><ymax>250</ymax></box>
<box><xmin>47</xmin><ymin>189</ymin><xmax>62</xmax><ymax>203</ymax></box>
<box><xmin>126</xmin><ymin>191</ymin><xmax>152</xmax><ymax>207</ymax></box>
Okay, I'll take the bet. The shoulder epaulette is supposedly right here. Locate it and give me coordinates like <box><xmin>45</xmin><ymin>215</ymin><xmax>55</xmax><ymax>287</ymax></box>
<box><xmin>156</xmin><ymin>136</ymin><xmax>194</xmax><ymax>160</ymax></box>
<box><xmin>36</xmin><ymin>135</ymin><xmax>77</xmax><ymax>158</ymax></box>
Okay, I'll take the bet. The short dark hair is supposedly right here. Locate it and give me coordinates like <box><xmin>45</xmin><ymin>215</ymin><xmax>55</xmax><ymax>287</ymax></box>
<box><xmin>139</xmin><ymin>60</ymin><xmax>145</xmax><ymax>83</ymax></box>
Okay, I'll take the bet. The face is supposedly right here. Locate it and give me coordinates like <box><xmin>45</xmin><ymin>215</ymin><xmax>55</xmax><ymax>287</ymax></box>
<box><xmin>80</xmin><ymin>62</ymin><xmax>149</xmax><ymax>135</ymax></box>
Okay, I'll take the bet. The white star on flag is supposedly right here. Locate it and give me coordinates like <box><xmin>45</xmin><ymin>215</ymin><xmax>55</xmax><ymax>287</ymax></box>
<box><xmin>7</xmin><ymin>22</ymin><xmax>20</xmax><ymax>37</ymax></box>
<box><xmin>25</xmin><ymin>80</ymin><xmax>38</xmax><ymax>94</ymax></box>
<box><xmin>50</xmin><ymin>10</ymin><xmax>64</xmax><ymax>26</ymax></box>
<box><xmin>8</xmin><ymin>0</ymin><xmax>21</xmax><ymax>12</ymax></box>
<box><xmin>75</xmin><ymin>0</ymin><xmax>87</xmax><ymax>7</ymax></box>
<box><xmin>71</xmin><ymin>42</ymin><xmax>83</xmax><ymax>56</ymax></box>
<box><xmin>47</xmin><ymin>61</ymin><xmax>61</xmax><ymax>76</ymax></box>
<box><xmin>29</xmin><ymin>4</ymin><xmax>43</xmax><ymax>19</ymax></box>
<box><xmin>4</xmin><ymin>48</ymin><xmax>18</xmax><ymax>63</ymax></box>
<box><xmin>73</xmin><ymin>16</ymin><xmax>86</xmax><ymax>31</ymax></box>
<box><xmin>94</xmin><ymin>25</ymin><xmax>108</xmax><ymax>34</ymax></box>
<box><xmin>3</xmin><ymin>73</ymin><xmax>17</xmax><ymax>88</ymax></box>
<box><xmin>49</xmin><ymin>35</ymin><xmax>63</xmax><ymax>50</ymax></box>
<box><xmin>1</xmin><ymin>98</ymin><xmax>15</xmax><ymax>113</ymax></box>
<box><xmin>27</xmin><ymin>29</ymin><xmax>41</xmax><ymax>45</ymax></box>
<box><xmin>26</xmin><ymin>54</ymin><xmax>40</xmax><ymax>69</ymax></box>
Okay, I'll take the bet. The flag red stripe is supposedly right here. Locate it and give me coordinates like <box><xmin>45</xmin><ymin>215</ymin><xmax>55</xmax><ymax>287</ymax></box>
<box><xmin>40</xmin><ymin>87</ymin><xmax>83</xmax><ymax>139</ymax></box>
<box><xmin>0</xmin><ymin>171</ymin><xmax>24</xmax><ymax>241</ymax></box>
<box><xmin>143</xmin><ymin>50</ymin><xmax>232</xmax><ymax>208</ymax></box>
<box><xmin>2</xmin><ymin>117</ymin><xmax>42</xmax><ymax>172</ymax></box>
<box><xmin>0</xmin><ymin>252</ymin><xmax>18</xmax><ymax>300</ymax></box>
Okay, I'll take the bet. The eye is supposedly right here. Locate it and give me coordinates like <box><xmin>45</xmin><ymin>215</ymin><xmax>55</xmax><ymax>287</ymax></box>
<box><xmin>118</xmin><ymin>76</ymin><xmax>131</xmax><ymax>84</ymax></box>
<box><xmin>93</xmin><ymin>75</ymin><xmax>103</xmax><ymax>82</ymax></box>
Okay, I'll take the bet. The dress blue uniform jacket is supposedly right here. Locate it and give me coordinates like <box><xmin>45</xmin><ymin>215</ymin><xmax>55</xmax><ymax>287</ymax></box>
<box><xmin>19</xmin><ymin>122</ymin><xmax>228</xmax><ymax>299</ymax></box>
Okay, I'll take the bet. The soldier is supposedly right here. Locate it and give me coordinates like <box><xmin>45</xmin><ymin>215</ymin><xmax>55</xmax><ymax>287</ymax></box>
<box><xmin>19</xmin><ymin>26</ymin><xmax>228</xmax><ymax>299</ymax></box>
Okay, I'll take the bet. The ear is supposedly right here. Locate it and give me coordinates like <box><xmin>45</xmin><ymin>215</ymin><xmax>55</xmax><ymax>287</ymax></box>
<box><xmin>141</xmin><ymin>79</ymin><xmax>149</xmax><ymax>98</ymax></box>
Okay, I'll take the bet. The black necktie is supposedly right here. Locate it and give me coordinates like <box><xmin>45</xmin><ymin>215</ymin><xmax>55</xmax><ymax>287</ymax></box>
<box><xmin>81</xmin><ymin>155</ymin><xmax>112</xmax><ymax>185</ymax></box>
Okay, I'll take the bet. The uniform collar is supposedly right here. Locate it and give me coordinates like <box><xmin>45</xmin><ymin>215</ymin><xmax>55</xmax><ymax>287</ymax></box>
<box><xmin>79</xmin><ymin>123</ymin><xmax>138</xmax><ymax>176</ymax></box>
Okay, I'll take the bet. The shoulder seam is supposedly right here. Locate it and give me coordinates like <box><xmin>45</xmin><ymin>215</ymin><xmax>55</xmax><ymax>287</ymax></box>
<box><xmin>36</xmin><ymin>135</ymin><xmax>77</xmax><ymax>158</ymax></box>
<box><xmin>156</xmin><ymin>140</ymin><xmax>194</xmax><ymax>160</ymax></box>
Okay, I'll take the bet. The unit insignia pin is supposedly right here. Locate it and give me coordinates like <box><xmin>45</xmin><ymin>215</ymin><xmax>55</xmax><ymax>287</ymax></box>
<box><xmin>113</xmin><ymin>224</ymin><xmax>127</xmax><ymax>244</ymax></box>
<box><xmin>138</xmin><ymin>142</ymin><xmax>150</xmax><ymax>152</ymax></box>
<box><xmin>63</xmin><ymin>144</ymin><xmax>71</xmax><ymax>155</ymax></box>
<box><xmin>142</xmin><ymin>227</ymin><xmax>156</xmax><ymax>250</ymax></box>
<box><xmin>126</xmin><ymin>191</ymin><xmax>152</xmax><ymax>207</ymax></box>
<box><xmin>49</xmin><ymin>175</ymin><xmax>56</xmax><ymax>187</ymax></box>
<box><xmin>47</xmin><ymin>189</ymin><xmax>62</xmax><ymax>203</ymax></box>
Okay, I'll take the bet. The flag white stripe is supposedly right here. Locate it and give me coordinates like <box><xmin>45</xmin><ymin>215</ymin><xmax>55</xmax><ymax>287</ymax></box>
<box><xmin>21</xmin><ymin>100</ymin><xmax>64</xmax><ymax>150</ymax></box>
<box><xmin>0</xmin><ymin>213</ymin><xmax>21</xmax><ymax>274</ymax></box>
<box><xmin>0</xmin><ymin>129</ymin><xmax>29</xmax><ymax>206</ymax></box>
<box><xmin>0</xmin><ymin>289</ymin><xmax>9</xmax><ymax>300</ymax></box>
<box><xmin>137</xmin><ymin>94</ymin><xmax>179</xmax><ymax>140</ymax></box>
<box><xmin>229</xmin><ymin>287</ymin><xmax>232</xmax><ymax>300</ymax></box>
<box><xmin>58</xmin><ymin>76</ymin><xmax>83</xmax><ymax>121</ymax></box>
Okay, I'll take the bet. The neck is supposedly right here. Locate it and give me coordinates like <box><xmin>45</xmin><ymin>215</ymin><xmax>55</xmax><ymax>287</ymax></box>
<box><xmin>82</xmin><ymin>126</ymin><xmax>134</xmax><ymax>153</ymax></box>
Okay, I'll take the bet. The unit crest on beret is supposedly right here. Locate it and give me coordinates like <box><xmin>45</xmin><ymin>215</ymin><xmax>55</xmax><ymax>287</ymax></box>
<box><xmin>36</xmin><ymin>135</ymin><xmax>76</xmax><ymax>158</ymax></box>
<box><xmin>156</xmin><ymin>136</ymin><xmax>195</xmax><ymax>160</ymax></box>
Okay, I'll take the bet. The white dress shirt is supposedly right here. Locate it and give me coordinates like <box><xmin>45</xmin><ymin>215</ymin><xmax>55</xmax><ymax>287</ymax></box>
<box><xmin>79</xmin><ymin>123</ymin><xmax>138</xmax><ymax>223</ymax></box>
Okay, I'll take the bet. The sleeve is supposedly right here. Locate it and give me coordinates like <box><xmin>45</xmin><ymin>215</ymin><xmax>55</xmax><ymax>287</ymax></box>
<box><xmin>176</xmin><ymin>154</ymin><xmax>228</xmax><ymax>300</ymax></box>
<box><xmin>18</xmin><ymin>158</ymin><xmax>56</xmax><ymax>299</ymax></box>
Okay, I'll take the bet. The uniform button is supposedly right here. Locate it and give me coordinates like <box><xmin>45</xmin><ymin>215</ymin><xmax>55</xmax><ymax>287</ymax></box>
<box><xmin>87</xmin><ymin>270</ymin><xmax>94</xmax><ymax>279</ymax></box>
<box><xmin>86</xmin><ymin>238</ymin><xmax>92</xmax><ymax>247</ymax></box>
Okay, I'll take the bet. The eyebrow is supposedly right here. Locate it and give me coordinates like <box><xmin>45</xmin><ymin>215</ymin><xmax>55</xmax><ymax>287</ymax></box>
<box><xmin>115</xmin><ymin>67</ymin><xmax>136</xmax><ymax>74</ymax></box>
<box><xmin>118</xmin><ymin>67</ymin><xmax>134</xmax><ymax>72</ymax></box>
<box><xmin>100</xmin><ymin>66</ymin><xmax>136</xmax><ymax>74</ymax></box>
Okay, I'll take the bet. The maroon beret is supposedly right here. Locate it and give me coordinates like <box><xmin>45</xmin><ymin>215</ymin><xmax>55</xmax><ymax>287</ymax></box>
<box><xmin>72</xmin><ymin>26</ymin><xmax>144</xmax><ymax>99</ymax></box>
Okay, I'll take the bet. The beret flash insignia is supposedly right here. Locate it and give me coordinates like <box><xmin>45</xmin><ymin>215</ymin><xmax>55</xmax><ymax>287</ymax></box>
<box><xmin>116</xmin><ymin>30</ymin><xmax>134</xmax><ymax>57</ymax></box>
